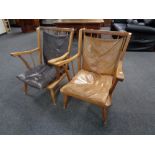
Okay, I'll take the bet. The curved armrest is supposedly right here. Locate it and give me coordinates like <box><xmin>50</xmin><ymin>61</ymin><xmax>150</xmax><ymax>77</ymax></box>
<box><xmin>116</xmin><ymin>61</ymin><xmax>125</xmax><ymax>81</ymax></box>
<box><xmin>10</xmin><ymin>48</ymin><xmax>39</xmax><ymax>70</ymax></box>
<box><xmin>10</xmin><ymin>48</ymin><xmax>39</xmax><ymax>57</ymax></box>
<box><xmin>48</xmin><ymin>52</ymin><xmax>70</xmax><ymax>64</ymax></box>
<box><xmin>48</xmin><ymin>53</ymin><xmax>80</xmax><ymax>67</ymax></box>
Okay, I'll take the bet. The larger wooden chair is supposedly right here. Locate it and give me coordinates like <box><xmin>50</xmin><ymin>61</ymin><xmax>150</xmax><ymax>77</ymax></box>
<box><xmin>49</xmin><ymin>28</ymin><xmax>131</xmax><ymax>124</ymax></box>
<box><xmin>10</xmin><ymin>27</ymin><xmax>74</xmax><ymax>104</ymax></box>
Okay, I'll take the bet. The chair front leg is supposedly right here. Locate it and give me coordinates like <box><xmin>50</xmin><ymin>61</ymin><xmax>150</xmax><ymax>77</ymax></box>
<box><xmin>49</xmin><ymin>89</ymin><xmax>56</xmax><ymax>105</ymax></box>
<box><xmin>109</xmin><ymin>79</ymin><xmax>118</xmax><ymax>97</ymax></box>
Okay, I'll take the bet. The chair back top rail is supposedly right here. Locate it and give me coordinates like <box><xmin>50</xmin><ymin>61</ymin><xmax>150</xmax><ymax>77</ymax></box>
<box><xmin>39</xmin><ymin>26</ymin><xmax>74</xmax><ymax>32</ymax></box>
<box><xmin>83</xmin><ymin>28</ymin><xmax>131</xmax><ymax>37</ymax></box>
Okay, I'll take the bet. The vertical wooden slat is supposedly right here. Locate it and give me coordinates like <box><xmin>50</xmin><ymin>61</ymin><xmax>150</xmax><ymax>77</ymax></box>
<box><xmin>77</xmin><ymin>28</ymin><xmax>83</xmax><ymax>71</ymax></box>
<box><xmin>67</xmin><ymin>29</ymin><xmax>75</xmax><ymax>76</ymax></box>
<box><xmin>63</xmin><ymin>64</ymin><xmax>71</xmax><ymax>81</ymax></box>
<box><xmin>67</xmin><ymin>29</ymin><xmax>74</xmax><ymax>55</ymax></box>
<box><xmin>71</xmin><ymin>61</ymin><xmax>75</xmax><ymax>76</ymax></box>
<box><xmin>18</xmin><ymin>55</ymin><xmax>31</xmax><ymax>70</ymax></box>
<box><xmin>36</xmin><ymin>27</ymin><xmax>42</xmax><ymax>64</ymax></box>
<box><xmin>121</xmin><ymin>33</ymin><xmax>132</xmax><ymax>60</ymax></box>
<box><xmin>30</xmin><ymin>54</ymin><xmax>36</xmax><ymax>67</ymax></box>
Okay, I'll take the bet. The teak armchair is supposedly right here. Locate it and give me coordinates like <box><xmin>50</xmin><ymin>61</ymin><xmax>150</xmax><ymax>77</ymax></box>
<box><xmin>10</xmin><ymin>27</ymin><xmax>74</xmax><ymax>104</ymax></box>
<box><xmin>49</xmin><ymin>28</ymin><xmax>131</xmax><ymax>124</ymax></box>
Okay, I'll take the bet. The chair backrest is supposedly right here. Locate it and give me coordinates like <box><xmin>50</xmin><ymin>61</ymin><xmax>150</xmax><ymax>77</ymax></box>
<box><xmin>36</xmin><ymin>27</ymin><xmax>74</xmax><ymax>64</ymax></box>
<box><xmin>77</xmin><ymin>29</ymin><xmax>131</xmax><ymax>77</ymax></box>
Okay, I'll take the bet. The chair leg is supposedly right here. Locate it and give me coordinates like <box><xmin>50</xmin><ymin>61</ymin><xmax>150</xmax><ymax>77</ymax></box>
<box><xmin>50</xmin><ymin>89</ymin><xmax>56</xmax><ymax>105</ymax></box>
<box><xmin>102</xmin><ymin>107</ymin><xmax>108</xmax><ymax>125</ymax></box>
<box><xmin>23</xmin><ymin>83</ymin><xmax>28</xmax><ymax>95</ymax></box>
<box><xmin>64</xmin><ymin>94</ymin><xmax>68</xmax><ymax>109</ymax></box>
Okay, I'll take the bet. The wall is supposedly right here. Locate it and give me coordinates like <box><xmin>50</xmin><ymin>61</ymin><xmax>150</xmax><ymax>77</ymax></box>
<box><xmin>0</xmin><ymin>20</ymin><xmax>6</xmax><ymax>34</ymax></box>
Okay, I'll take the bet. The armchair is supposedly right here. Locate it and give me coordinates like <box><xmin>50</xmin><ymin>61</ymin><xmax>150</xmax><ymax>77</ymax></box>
<box><xmin>49</xmin><ymin>28</ymin><xmax>131</xmax><ymax>124</ymax></box>
<box><xmin>10</xmin><ymin>27</ymin><xmax>74</xmax><ymax>104</ymax></box>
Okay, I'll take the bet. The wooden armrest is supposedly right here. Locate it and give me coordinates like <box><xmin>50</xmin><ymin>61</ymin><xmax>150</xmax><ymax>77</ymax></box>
<box><xmin>10</xmin><ymin>48</ymin><xmax>39</xmax><ymax>57</ymax></box>
<box><xmin>48</xmin><ymin>53</ymin><xmax>80</xmax><ymax>67</ymax></box>
<box><xmin>48</xmin><ymin>52</ymin><xmax>70</xmax><ymax>64</ymax></box>
<box><xmin>116</xmin><ymin>61</ymin><xmax>125</xmax><ymax>81</ymax></box>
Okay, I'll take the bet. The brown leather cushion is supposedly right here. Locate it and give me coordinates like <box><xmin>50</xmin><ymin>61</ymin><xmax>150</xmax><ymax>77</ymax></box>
<box><xmin>61</xmin><ymin>69</ymin><xmax>113</xmax><ymax>107</ymax></box>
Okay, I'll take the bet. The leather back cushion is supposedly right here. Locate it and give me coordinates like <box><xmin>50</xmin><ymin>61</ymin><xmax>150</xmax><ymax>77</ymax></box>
<box><xmin>43</xmin><ymin>31</ymin><xmax>69</xmax><ymax>64</ymax></box>
<box><xmin>145</xmin><ymin>19</ymin><xmax>155</xmax><ymax>27</ymax></box>
<box><xmin>82</xmin><ymin>35</ymin><xmax>124</xmax><ymax>75</ymax></box>
<box><xmin>114</xmin><ymin>19</ymin><xmax>127</xmax><ymax>23</ymax></box>
<box><xmin>127</xmin><ymin>19</ymin><xmax>139</xmax><ymax>24</ymax></box>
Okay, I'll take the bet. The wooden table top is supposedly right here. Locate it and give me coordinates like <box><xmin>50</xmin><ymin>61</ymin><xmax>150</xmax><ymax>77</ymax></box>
<box><xmin>54</xmin><ymin>19</ymin><xmax>104</xmax><ymax>24</ymax></box>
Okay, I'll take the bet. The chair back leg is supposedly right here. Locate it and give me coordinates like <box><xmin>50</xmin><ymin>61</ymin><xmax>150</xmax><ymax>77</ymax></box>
<box><xmin>64</xmin><ymin>94</ymin><xmax>68</xmax><ymax>109</ymax></box>
<box><xmin>23</xmin><ymin>83</ymin><xmax>28</xmax><ymax>95</ymax></box>
<box><xmin>102</xmin><ymin>107</ymin><xmax>108</xmax><ymax>125</ymax></box>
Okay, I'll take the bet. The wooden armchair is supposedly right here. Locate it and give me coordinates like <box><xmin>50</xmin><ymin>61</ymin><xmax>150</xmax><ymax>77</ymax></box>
<box><xmin>49</xmin><ymin>28</ymin><xmax>131</xmax><ymax>124</ymax></box>
<box><xmin>10</xmin><ymin>27</ymin><xmax>74</xmax><ymax>104</ymax></box>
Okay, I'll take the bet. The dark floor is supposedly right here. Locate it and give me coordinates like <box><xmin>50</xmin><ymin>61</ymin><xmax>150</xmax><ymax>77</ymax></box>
<box><xmin>0</xmin><ymin>28</ymin><xmax>155</xmax><ymax>135</ymax></box>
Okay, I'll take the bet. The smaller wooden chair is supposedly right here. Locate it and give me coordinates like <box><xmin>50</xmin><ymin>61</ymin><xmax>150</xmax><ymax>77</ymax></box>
<box><xmin>10</xmin><ymin>27</ymin><xmax>74</xmax><ymax>104</ymax></box>
<box><xmin>49</xmin><ymin>28</ymin><xmax>131</xmax><ymax>124</ymax></box>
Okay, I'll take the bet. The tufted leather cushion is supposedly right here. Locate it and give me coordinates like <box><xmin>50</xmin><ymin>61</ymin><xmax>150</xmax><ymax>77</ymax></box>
<box><xmin>148</xmin><ymin>20</ymin><xmax>155</xmax><ymax>27</ymax></box>
<box><xmin>17</xmin><ymin>64</ymin><xmax>57</xmax><ymax>89</ymax></box>
<box><xmin>113</xmin><ymin>19</ymin><xmax>127</xmax><ymax>23</ymax></box>
<box><xmin>61</xmin><ymin>69</ymin><xmax>113</xmax><ymax>107</ymax></box>
<box><xmin>126</xmin><ymin>24</ymin><xmax>155</xmax><ymax>33</ymax></box>
<box><xmin>144</xmin><ymin>19</ymin><xmax>155</xmax><ymax>27</ymax></box>
<box><xmin>127</xmin><ymin>19</ymin><xmax>139</xmax><ymax>25</ymax></box>
<box><xmin>43</xmin><ymin>31</ymin><xmax>69</xmax><ymax>64</ymax></box>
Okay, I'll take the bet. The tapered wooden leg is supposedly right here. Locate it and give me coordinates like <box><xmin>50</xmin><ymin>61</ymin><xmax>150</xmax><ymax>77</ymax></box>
<box><xmin>23</xmin><ymin>83</ymin><xmax>28</xmax><ymax>95</ymax></box>
<box><xmin>50</xmin><ymin>89</ymin><xmax>56</xmax><ymax>105</ymax></box>
<box><xmin>102</xmin><ymin>107</ymin><xmax>108</xmax><ymax>125</ymax></box>
<box><xmin>64</xmin><ymin>94</ymin><xmax>68</xmax><ymax>109</ymax></box>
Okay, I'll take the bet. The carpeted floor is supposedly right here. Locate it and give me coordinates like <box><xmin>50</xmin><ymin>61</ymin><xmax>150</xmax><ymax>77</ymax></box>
<box><xmin>0</xmin><ymin>28</ymin><xmax>155</xmax><ymax>135</ymax></box>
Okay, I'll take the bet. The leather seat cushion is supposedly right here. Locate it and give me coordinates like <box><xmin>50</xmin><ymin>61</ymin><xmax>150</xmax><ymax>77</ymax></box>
<box><xmin>61</xmin><ymin>69</ymin><xmax>113</xmax><ymax>107</ymax></box>
<box><xmin>17</xmin><ymin>64</ymin><xmax>57</xmax><ymax>89</ymax></box>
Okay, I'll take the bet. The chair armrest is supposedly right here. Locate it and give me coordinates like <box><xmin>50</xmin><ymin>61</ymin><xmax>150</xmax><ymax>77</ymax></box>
<box><xmin>10</xmin><ymin>48</ymin><xmax>39</xmax><ymax>57</ymax></box>
<box><xmin>116</xmin><ymin>61</ymin><xmax>125</xmax><ymax>81</ymax></box>
<box><xmin>48</xmin><ymin>53</ymin><xmax>80</xmax><ymax>67</ymax></box>
<box><xmin>10</xmin><ymin>48</ymin><xmax>40</xmax><ymax>70</ymax></box>
<box><xmin>48</xmin><ymin>52</ymin><xmax>70</xmax><ymax>64</ymax></box>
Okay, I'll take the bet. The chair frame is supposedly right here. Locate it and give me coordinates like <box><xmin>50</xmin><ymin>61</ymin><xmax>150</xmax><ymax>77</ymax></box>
<box><xmin>10</xmin><ymin>26</ymin><xmax>74</xmax><ymax>104</ymax></box>
<box><xmin>49</xmin><ymin>28</ymin><xmax>131</xmax><ymax>124</ymax></box>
